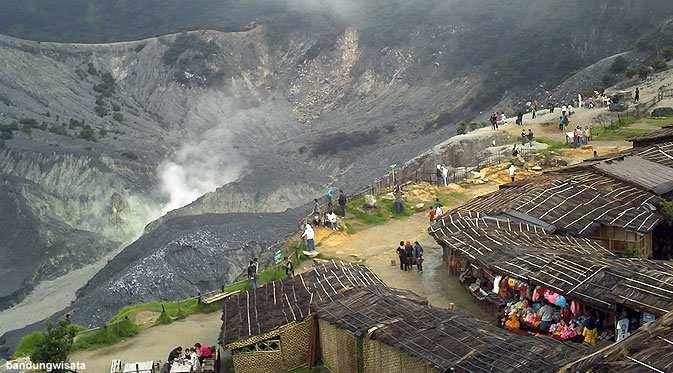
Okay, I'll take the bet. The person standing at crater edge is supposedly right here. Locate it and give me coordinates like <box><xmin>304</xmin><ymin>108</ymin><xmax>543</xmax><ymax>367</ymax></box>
<box><xmin>302</xmin><ymin>223</ymin><xmax>315</xmax><ymax>252</ymax></box>
<box><xmin>338</xmin><ymin>190</ymin><xmax>347</xmax><ymax>217</ymax></box>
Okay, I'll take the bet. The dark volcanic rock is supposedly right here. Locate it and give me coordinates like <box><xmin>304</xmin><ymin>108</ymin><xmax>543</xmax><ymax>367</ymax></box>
<box><xmin>68</xmin><ymin>210</ymin><xmax>302</xmax><ymax>327</ymax></box>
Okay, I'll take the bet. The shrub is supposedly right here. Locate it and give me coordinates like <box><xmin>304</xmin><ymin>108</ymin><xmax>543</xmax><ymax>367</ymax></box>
<box><xmin>49</xmin><ymin>125</ymin><xmax>68</xmax><ymax>136</ymax></box>
<box><xmin>610</xmin><ymin>56</ymin><xmax>629</xmax><ymax>74</ymax></box>
<box><xmin>79</xmin><ymin>126</ymin><xmax>97</xmax><ymax>141</ymax></box>
<box><xmin>19</xmin><ymin>118</ymin><xmax>38</xmax><ymax>126</ymax></box>
<box><xmin>652</xmin><ymin>107</ymin><xmax>673</xmax><ymax>117</ymax></box>
<box><xmin>625</xmin><ymin>68</ymin><xmax>638</xmax><ymax>79</ymax></box>
<box><xmin>72</xmin><ymin>319</ymin><xmax>138</xmax><ymax>351</ymax></box>
<box><xmin>98</xmin><ymin>128</ymin><xmax>108</xmax><ymax>137</ymax></box>
<box><xmin>649</xmin><ymin>58</ymin><xmax>667</xmax><ymax>71</ymax></box>
<box><xmin>638</xmin><ymin>65</ymin><xmax>651</xmax><ymax>79</ymax></box>
<box><xmin>662</xmin><ymin>200</ymin><xmax>673</xmax><ymax>225</ymax></box>
<box><xmin>87</xmin><ymin>62</ymin><xmax>97</xmax><ymax>76</ymax></box>
<box><xmin>456</xmin><ymin>121</ymin><xmax>468</xmax><ymax>135</ymax></box>
<box><xmin>663</xmin><ymin>47</ymin><xmax>673</xmax><ymax>61</ymax></box>
<box><xmin>113</xmin><ymin>112</ymin><xmax>124</xmax><ymax>122</ymax></box>
<box><xmin>112</xmin><ymin>103</ymin><xmax>121</xmax><ymax>112</ymax></box>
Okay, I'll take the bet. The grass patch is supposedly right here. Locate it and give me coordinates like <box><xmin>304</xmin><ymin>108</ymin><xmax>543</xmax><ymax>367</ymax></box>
<box><xmin>72</xmin><ymin>319</ymin><xmax>139</xmax><ymax>351</ymax></box>
<box><xmin>593</xmin><ymin>126</ymin><xmax>653</xmax><ymax>141</ymax></box>
<box><xmin>345</xmin><ymin>195</ymin><xmax>425</xmax><ymax>232</ymax></box>
<box><xmin>436</xmin><ymin>191</ymin><xmax>470</xmax><ymax>207</ymax></box>
<box><xmin>536</xmin><ymin>137</ymin><xmax>572</xmax><ymax>151</ymax></box>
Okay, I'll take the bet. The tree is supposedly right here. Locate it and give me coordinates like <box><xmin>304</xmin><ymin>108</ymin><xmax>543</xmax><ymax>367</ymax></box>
<box><xmin>662</xmin><ymin>200</ymin><xmax>673</xmax><ymax>225</ymax></box>
<box><xmin>30</xmin><ymin>320</ymin><xmax>77</xmax><ymax>372</ymax></box>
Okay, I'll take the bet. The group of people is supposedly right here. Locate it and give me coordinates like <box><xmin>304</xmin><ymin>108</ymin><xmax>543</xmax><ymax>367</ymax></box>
<box><xmin>489</xmin><ymin>112</ymin><xmax>506</xmax><ymax>130</ymax></box>
<box><xmin>396</xmin><ymin>241</ymin><xmax>424</xmax><ymax>272</ymax></box>
<box><xmin>325</xmin><ymin>189</ymin><xmax>348</xmax><ymax>217</ymax></box>
<box><xmin>165</xmin><ymin>343</ymin><xmax>214</xmax><ymax>372</ymax></box>
<box><xmin>519</xmin><ymin>129</ymin><xmax>534</xmax><ymax>147</ymax></box>
<box><xmin>569</xmin><ymin>125</ymin><xmax>591</xmax><ymax>147</ymax></box>
<box><xmin>311</xmin><ymin>198</ymin><xmax>340</xmax><ymax>231</ymax></box>
<box><xmin>427</xmin><ymin>198</ymin><xmax>444</xmax><ymax>221</ymax></box>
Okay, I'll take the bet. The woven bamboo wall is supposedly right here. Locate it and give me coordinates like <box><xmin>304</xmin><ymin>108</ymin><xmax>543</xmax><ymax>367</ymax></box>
<box><xmin>318</xmin><ymin>320</ymin><xmax>358</xmax><ymax>373</ymax></box>
<box><xmin>280</xmin><ymin>317</ymin><xmax>313</xmax><ymax>370</ymax></box>
<box><xmin>233</xmin><ymin>350</ymin><xmax>284</xmax><ymax>373</ymax></box>
<box><xmin>363</xmin><ymin>338</ymin><xmax>435</xmax><ymax>373</ymax></box>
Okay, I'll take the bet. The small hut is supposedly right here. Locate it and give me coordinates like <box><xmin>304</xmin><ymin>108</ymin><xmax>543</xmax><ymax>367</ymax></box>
<box><xmin>561</xmin><ymin>310</ymin><xmax>673</xmax><ymax>372</ymax></box>
<box><xmin>316</xmin><ymin>287</ymin><xmax>589</xmax><ymax>373</ymax></box>
<box><xmin>219</xmin><ymin>261</ymin><xmax>385</xmax><ymax>373</ymax></box>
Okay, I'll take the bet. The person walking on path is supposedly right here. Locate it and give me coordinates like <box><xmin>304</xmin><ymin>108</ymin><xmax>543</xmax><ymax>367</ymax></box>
<box><xmin>302</xmin><ymin>223</ymin><xmax>316</xmax><ymax>252</ymax></box>
<box><xmin>396</xmin><ymin>241</ymin><xmax>406</xmax><ymax>271</ymax></box>
<box><xmin>326</xmin><ymin>189</ymin><xmax>335</xmax><ymax>210</ymax></box>
<box><xmin>337</xmin><ymin>190</ymin><xmax>347</xmax><ymax>217</ymax></box>
<box><xmin>490</xmin><ymin>112</ymin><xmax>497</xmax><ymax>130</ymax></box>
<box><xmin>312</xmin><ymin>198</ymin><xmax>320</xmax><ymax>215</ymax></box>
<box><xmin>634</xmin><ymin>87</ymin><xmax>640</xmax><ymax>103</ymax></box>
<box><xmin>527</xmin><ymin>129</ymin><xmax>534</xmax><ymax>147</ymax></box>
<box><xmin>247</xmin><ymin>260</ymin><xmax>258</xmax><ymax>289</ymax></box>
<box><xmin>508</xmin><ymin>164</ymin><xmax>517</xmax><ymax>183</ymax></box>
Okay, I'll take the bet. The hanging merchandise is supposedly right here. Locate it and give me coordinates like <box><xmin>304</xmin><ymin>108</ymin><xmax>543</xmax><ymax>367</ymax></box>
<box><xmin>570</xmin><ymin>300</ymin><xmax>581</xmax><ymax>317</ymax></box>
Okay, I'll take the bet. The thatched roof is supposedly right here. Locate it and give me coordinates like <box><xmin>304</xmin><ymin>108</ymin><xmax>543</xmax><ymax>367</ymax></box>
<box><xmin>562</xmin><ymin>311</ymin><xmax>673</xmax><ymax>372</ymax></box>
<box><xmin>456</xmin><ymin>169</ymin><xmax>662</xmax><ymax>236</ymax></box>
<box><xmin>317</xmin><ymin>287</ymin><xmax>589</xmax><ymax>373</ymax></box>
<box><xmin>219</xmin><ymin>260</ymin><xmax>385</xmax><ymax>348</ymax></box>
<box><xmin>429</xmin><ymin>215</ymin><xmax>673</xmax><ymax>316</ymax></box>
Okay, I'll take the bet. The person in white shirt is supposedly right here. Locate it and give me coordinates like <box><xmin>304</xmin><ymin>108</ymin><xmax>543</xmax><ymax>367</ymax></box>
<box><xmin>302</xmin><ymin>223</ymin><xmax>316</xmax><ymax>252</ymax></box>
<box><xmin>189</xmin><ymin>348</ymin><xmax>201</xmax><ymax>371</ymax></box>
<box><xmin>435</xmin><ymin>205</ymin><xmax>444</xmax><ymax>218</ymax></box>
<box><xmin>508</xmin><ymin>164</ymin><xmax>516</xmax><ymax>182</ymax></box>
<box><xmin>326</xmin><ymin>211</ymin><xmax>338</xmax><ymax>231</ymax></box>
<box><xmin>441</xmin><ymin>165</ymin><xmax>449</xmax><ymax>186</ymax></box>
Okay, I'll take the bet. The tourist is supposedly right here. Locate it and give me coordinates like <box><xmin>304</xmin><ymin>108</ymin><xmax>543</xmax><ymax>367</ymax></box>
<box><xmin>561</xmin><ymin>105</ymin><xmax>567</xmax><ymax>117</ymax></box>
<box><xmin>326</xmin><ymin>188</ymin><xmax>335</xmax><ymax>210</ymax></box>
<box><xmin>253</xmin><ymin>257</ymin><xmax>259</xmax><ymax>273</ymax></box>
<box><xmin>196</xmin><ymin>343</ymin><xmax>213</xmax><ymax>363</ymax></box>
<box><xmin>559</xmin><ymin>116</ymin><xmax>565</xmax><ymax>132</ymax></box>
<box><xmin>337</xmin><ymin>190</ymin><xmax>347</xmax><ymax>217</ymax></box>
<box><xmin>573</xmin><ymin>126</ymin><xmax>580</xmax><ymax>147</ymax></box>
<box><xmin>188</xmin><ymin>347</ymin><xmax>201</xmax><ymax>371</ymax></box>
<box><xmin>582</xmin><ymin>127</ymin><xmax>589</xmax><ymax>144</ymax></box>
<box><xmin>396</xmin><ymin>241</ymin><xmax>406</xmax><ymax>271</ymax></box>
<box><xmin>531</xmin><ymin>106</ymin><xmax>536</xmax><ymax>119</ymax></box>
<box><xmin>508</xmin><ymin>164</ymin><xmax>516</xmax><ymax>183</ymax></box>
<box><xmin>436</xmin><ymin>164</ymin><xmax>443</xmax><ymax>185</ymax></box>
<box><xmin>578</xmin><ymin>93</ymin><xmax>582</xmax><ymax>109</ymax></box>
<box><xmin>428</xmin><ymin>207</ymin><xmax>436</xmax><ymax>222</ymax></box>
<box><xmin>434</xmin><ymin>198</ymin><xmax>442</xmax><ymax>208</ymax></box>
<box><xmin>586</xmin><ymin>126</ymin><xmax>591</xmax><ymax>142</ymax></box>
<box><xmin>285</xmin><ymin>257</ymin><xmax>294</xmax><ymax>278</ymax></box>
<box><xmin>312</xmin><ymin>198</ymin><xmax>320</xmax><ymax>215</ymax></box>
<box><xmin>167</xmin><ymin>346</ymin><xmax>183</xmax><ymax>365</ymax></box>
<box><xmin>416</xmin><ymin>254</ymin><xmax>424</xmax><ymax>272</ymax></box>
<box><xmin>634</xmin><ymin>87</ymin><xmax>640</xmax><ymax>103</ymax></box>
<box><xmin>404</xmin><ymin>241</ymin><xmax>414</xmax><ymax>271</ymax></box>
<box><xmin>538</xmin><ymin>300</ymin><xmax>555</xmax><ymax>333</ymax></box>
<box><xmin>441</xmin><ymin>165</ymin><xmax>449</xmax><ymax>186</ymax></box>
<box><xmin>312</xmin><ymin>211</ymin><xmax>321</xmax><ymax>228</ymax></box>
<box><xmin>582</xmin><ymin>312</ymin><xmax>598</xmax><ymax>345</ymax></box>
<box><xmin>568</xmin><ymin>104</ymin><xmax>574</xmax><ymax>115</ymax></box>
<box><xmin>511</xmin><ymin>144</ymin><xmax>519</xmax><ymax>157</ymax></box>
<box><xmin>520</xmin><ymin>129</ymin><xmax>527</xmax><ymax>145</ymax></box>
<box><xmin>394</xmin><ymin>190</ymin><xmax>404</xmax><ymax>214</ymax></box>
<box><xmin>247</xmin><ymin>260</ymin><xmax>258</xmax><ymax>289</ymax></box>
<box><xmin>413</xmin><ymin>241</ymin><xmax>424</xmax><ymax>271</ymax></box>
<box><xmin>326</xmin><ymin>210</ymin><xmax>338</xmax><ymax>230</ymax></box>
<box><xmin>490</xmin><ymin>112</ymin><xmax>497</xmax><ymax>130</ymax></box>
<box><xmin>435</xmin><ymin>204</ymin><xmax>444</xmax><ymax>219</ymax></box>
<box><xmin>302</xmin><ymin>223</ymin><xmax>315</xmax><ymax>252</ymax></box>
<box><xmin>526</xmin><ymin>129</ymin><xmax>534</xmax><ymax>147</ymax></box>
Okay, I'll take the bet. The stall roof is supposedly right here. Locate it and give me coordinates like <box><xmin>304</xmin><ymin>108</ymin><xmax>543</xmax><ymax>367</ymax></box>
<box><xmin>594</xmin><ymin>156</ymin><xmax>673</xmax><ymax>195</ymax></box>
<box><xmin>429</xmin><ymin>215</ymin><xmax>673</xmax><ymax>316</ymax></box>
<box><xmin>630</xmin><ymin>125</ymin><xmax>673</xmax><ymax>147</ymax></box>
<box><xmin>219</xmin><ymin>260</ymin><xmax>385</xmax><ymax>348</ymax></box>
<box><xmin>317</xmin><ymin>287</ymin><xmax>589</xmax><ymax>373</ymax></box>
<box><xmin>562</xmin><ymin>310</ymin><xmax>673</xmax><ymax>372</ymax></box>
<box><xmin>637</xmin><ymin>141</ymin><xmax>673</xmax><ymax>169</ymax></box>
<box><xmin>456</xmin><ymin>170</ymin><xmax>661</xmax><ymax>236</ymax></box>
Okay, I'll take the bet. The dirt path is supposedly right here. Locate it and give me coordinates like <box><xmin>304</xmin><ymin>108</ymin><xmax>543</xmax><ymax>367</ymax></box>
<box><xmin>309</xmin><ymin>184</ymin><xmax>498</xmax><ymax>320</ymax></box>
<box><xmin>70</xmin><ymin>313</ymin><xmax>221</xmax><ymax>372</ymax></box>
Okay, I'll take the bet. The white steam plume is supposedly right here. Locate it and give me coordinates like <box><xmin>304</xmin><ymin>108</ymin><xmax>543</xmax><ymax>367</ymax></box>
<box><xmin>158</xmin><ymin>118</ymin><xmax>246</xmax><ymax>215</ymax></box>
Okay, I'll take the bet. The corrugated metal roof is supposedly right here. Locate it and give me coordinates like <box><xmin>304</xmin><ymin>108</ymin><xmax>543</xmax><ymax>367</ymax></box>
<box><xmin>594</xmin><ymin>155</ymin><xmax>673</xmax><ymax>195</ymax></box>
